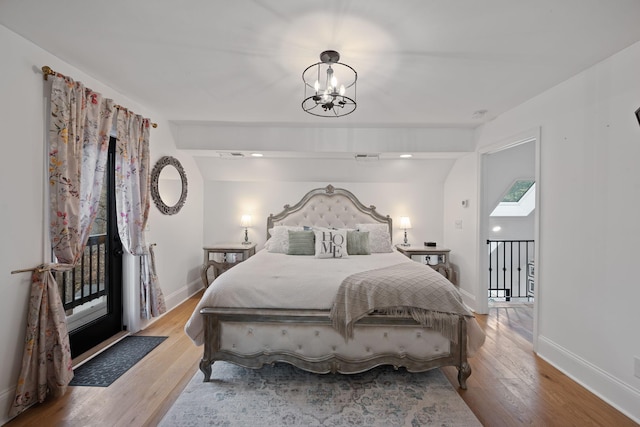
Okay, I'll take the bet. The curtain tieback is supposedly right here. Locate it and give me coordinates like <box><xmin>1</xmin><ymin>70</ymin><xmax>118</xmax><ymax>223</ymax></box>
<box><xmin>36</xmin><ymin>263</ymin><xmax>76</xmax><ymax>273</ymax></box>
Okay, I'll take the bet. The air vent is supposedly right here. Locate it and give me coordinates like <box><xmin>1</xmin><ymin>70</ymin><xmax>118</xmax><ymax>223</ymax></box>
<box><xmin>354</xmin><ymin>153</ymin><xmax>379</xmax><ymax>161</ymax></box>
<box><xmin>219</xmin><ymin>152</ymin><xmax>245</xmax><ymax>158</ymax></box>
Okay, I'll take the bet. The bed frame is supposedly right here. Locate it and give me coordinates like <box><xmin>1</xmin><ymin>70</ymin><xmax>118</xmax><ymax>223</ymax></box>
<box><xmin>198</xmin><ymin>185</ymin><xmax>472</xmax><ymax>388</ymax></box>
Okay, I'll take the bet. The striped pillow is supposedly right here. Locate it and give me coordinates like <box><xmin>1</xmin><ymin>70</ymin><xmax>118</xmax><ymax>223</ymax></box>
<box><xmin>286</xmin><ymin>230</ymin><xmax>315</xmax><ymax>255</ymax></box>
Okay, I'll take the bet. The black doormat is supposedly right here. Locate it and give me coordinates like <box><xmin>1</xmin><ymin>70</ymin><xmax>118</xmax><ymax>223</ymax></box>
<box><xmin>69</xmin><ymin>336</ymin><xmax>167</xmax><ymax>387</ymax></box>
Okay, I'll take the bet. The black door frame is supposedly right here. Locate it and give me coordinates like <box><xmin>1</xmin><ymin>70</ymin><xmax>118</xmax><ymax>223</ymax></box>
<box><xmin>68</xmin><ymin>136</ymin><xmax>123</xmax><ymax>358</ymax></box>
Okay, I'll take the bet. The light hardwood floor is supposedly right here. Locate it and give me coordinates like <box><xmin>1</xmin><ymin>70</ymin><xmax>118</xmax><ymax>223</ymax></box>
<box><xmin>6</xmin><ymin>295</ymin><xmax>637</xmax><ymax>426</ymax></box>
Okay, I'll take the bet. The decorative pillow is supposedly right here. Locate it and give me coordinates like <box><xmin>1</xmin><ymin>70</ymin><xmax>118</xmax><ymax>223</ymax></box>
<box><xmin>287</xmin><ymin>230</ymin><xmax>315</xmax><ymax>255</ymax></box>
<box><xmin>347</xmin><ymin>230</ymin><xmax>371</xmax><ymax>255</ymax></box>
<box><xmin>265</xmin><ymin>226</ymin><xmax>303</xmax><ymax>253</ymax></box>
<box><xmin>314</xmin><ymin>229</ymin><xmax>349</xmax><ymax>259</ymax></box>
<box><xmin>355</xmin><ymin>223</ymin><xmax>393</xmax><ymax>253</ymax></box>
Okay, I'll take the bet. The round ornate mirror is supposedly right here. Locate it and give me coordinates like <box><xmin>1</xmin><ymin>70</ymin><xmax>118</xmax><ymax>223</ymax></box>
<box><xmin>150</xmin><ymin>156</ymin><xmax>188</xmax><ymax>215</ymax></box>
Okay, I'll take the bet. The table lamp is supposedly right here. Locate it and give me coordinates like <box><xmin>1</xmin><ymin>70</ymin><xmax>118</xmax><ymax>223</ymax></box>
<box><xmin>399</xmin><ymin>216</ymin><xmax>412</xmax><ymax>246</ymax></box>
<box><xmin>240</xmin><ymin>215</ymin><xmax>252</xmax><ymax>245</ymax></box>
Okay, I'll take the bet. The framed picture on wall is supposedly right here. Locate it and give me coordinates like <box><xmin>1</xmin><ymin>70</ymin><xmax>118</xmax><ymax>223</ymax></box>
<box><xmin>527</xmin><ymin>278</ymin><xmax>535</xmax><ymax>297</ymax></box>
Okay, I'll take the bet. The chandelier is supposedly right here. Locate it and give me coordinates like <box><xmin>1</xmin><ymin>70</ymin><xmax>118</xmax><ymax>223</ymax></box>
<box><xmin>302</xmin><ymin>50</ymin><xmax>357</xmax><ymax>117</ymax></box>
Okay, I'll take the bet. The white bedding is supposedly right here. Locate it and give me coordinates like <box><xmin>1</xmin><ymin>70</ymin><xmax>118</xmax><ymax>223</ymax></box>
<box><xmin>185</xmin><ymin>247</ymin><xmax>485</xmax><ymax>356</ymax></box>
<box><xmin>185</xmin><ymin>249</ymin><xmax>415</xmax><ymax>345</ymax></box>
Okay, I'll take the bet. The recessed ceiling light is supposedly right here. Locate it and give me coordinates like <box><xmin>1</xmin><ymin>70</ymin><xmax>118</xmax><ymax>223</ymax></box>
<box><xmin>399</xmin><ymin>154</ymin><xmax>412</xmax><ymax>158</ymax></box>
<box><xmin>251</xmin><ymin>153</ymin><xmax>263</xmax><ymax>157</ymax></box>
<box><xmin>492</xmin><ymin>226</ymin><xmax>502</xmax><ymax>232</ymax></box>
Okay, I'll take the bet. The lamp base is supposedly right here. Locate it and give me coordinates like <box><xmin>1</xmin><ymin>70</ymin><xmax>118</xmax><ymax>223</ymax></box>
<box><xmin>401</xmin><ymin>230</ymin><xmax>410</xmax><ymax>247</ymax></box>
<box><xmin>241</xmin><ymin>241</ymin><xmax>252</xmax><ymax>245</ymax></box>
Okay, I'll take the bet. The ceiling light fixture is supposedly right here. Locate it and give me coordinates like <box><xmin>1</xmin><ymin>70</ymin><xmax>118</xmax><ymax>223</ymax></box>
<box><xmin>302</xmin><ymin>50</ymin><xmax>357</xmax><ymax>117</ymax></box>
<box><xmin>472</xmin><ymin>109</ymin><xmax>488</xmax><ymax>119</ymax></box>
<box><xmin>250</xmin><ymin>153</ymin><xmax>263</xmax><ymax>157</ymax></box>
<box><xmin>400</xmin><ymin>154</ymin><xmax>413</xmax><ymax>158</ymax></box>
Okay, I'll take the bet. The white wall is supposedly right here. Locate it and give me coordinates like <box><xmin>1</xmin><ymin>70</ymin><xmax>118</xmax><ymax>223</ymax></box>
<box><xmin>443</xmin><ymin>153</ymin><xmax>479</xmax><ymax>307</ymax></box>
<box><xmin>471</xmin><ymin>41</ymin><xmax>640</xmax><ymax>421</ymax></box>
<box><xmin>144</xmin><ymin>123</ymin><xmax>204</xmax><ymax>316</ymax></box>
<box><xmin>176</xmin><ymin>122</ymin><xmax>475</xmax><ymax>154</ymax></box>
<box><xmin>0</xmin><ymin>25</ymin><xmax>204</xmax><ymax>424</ymax></box>
<box><xmin>199</xmin><ymin>158</ymin><xmax>456</xmax><ymax>251</ymax></box>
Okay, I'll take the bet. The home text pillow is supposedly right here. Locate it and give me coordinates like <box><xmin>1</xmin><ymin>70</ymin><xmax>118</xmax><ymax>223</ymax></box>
<box><xmin>287</xmin><ymin>230</ymin><xmax>315</xmax><ymax>255</ymax></box>
<box><xmin>314</xmin><ymin>229</ymin><xmax>349</xmax><ymax>259</ymax></box>
<box><xmin>355</xmin><ymin>223</ymin><xmax>393</xmax><ymax>253</ymax></box>
<box><xmin>266</xmin><ymin>226</ymin><xmax>303</xmax><ymax>253</ymax></box>
<box><xmin>347</xmin><ymin>230</ymin><xmax>371</xmax><ymax>255</ymax></box>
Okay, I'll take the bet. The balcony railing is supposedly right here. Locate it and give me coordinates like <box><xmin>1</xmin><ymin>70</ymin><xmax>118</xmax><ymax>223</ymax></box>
<box><xmin>487</xmin><ymin>239</ymin><xmax>534</xmax><ymax>301</ymax></box>
<box><xmin>55</xmin><ymin>234</ymin><xmax>107</xmax><ymax>312</ymax></box>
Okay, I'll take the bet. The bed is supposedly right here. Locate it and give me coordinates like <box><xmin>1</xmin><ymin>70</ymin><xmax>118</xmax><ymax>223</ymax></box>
<box><xmin>185</xmin><ymin>185</ymin><xmax>485</xmax><ymax>389</ymax></box>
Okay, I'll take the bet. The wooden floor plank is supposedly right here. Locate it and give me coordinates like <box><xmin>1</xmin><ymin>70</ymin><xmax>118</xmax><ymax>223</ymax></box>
<box><xmin>6</xmin><ymin>297</ymin><xmax>637</xmax><ymax>426</ymax></box>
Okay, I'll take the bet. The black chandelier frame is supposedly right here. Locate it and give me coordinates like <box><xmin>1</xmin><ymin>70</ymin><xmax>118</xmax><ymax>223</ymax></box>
<box><xmin>302</xmin><ymin>50</ymin><xmax>357</xmax><ymax>118</ymax></box>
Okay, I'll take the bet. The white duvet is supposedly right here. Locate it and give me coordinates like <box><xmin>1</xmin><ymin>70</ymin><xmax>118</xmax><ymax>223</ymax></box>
<box><xmin>185</xmin><ymin>249</ymin><xmax>415</xmax><ymax>345</ymax></box>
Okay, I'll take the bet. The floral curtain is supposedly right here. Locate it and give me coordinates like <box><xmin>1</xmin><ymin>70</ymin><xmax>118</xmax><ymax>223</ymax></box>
<box><xmin>115</xmin><ymin>110</ymin><xmax>166</xmax><ymax>318</ymax></box>
<box><xmin>10</xmin><ymin>74</ymin><xmax>114</xmax><ymax>417</ymax></box>
<box><xmin>9</xmin><ymin>265</ymin><xmax>74</xmax><ymax>418</ymax></box>
<box><xmin>49</xmin><ymin>75</ymin><xmax>114</xmax><ymax>264</ymax></box>
<box><xmin>140</xmin><ymin>245</ymin><xmax>167</xmax><ymax>318</ymax></box>
<box><xmin>115</xmin><ymin>110</ymin><xmax>150</xmax><ymax>255</ymax></box>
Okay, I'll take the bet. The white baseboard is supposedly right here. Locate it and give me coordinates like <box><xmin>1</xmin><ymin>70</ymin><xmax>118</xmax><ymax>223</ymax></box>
<box><xmin>1</xmin><ymin>385</ymin><xmax>14</xmax><ymax>425</ymax></box>
<box><xmin>163</xmin><ymin>278</ymin><xmax>204</xmax><ymax>310</ymax></box>
<box><xmin>537</xmin><ymin>335</ymin><xmax>640</xmax><ymax>424</ymax></box>
<box><xmin>0</xmin><ymin>384</ymin><xmax>26</xmax><ymax>426</ymax></box>
<box><xmin>133</xmin><ymin>279</ymin><xmax>204</xmax><ymax>333</ymax></box>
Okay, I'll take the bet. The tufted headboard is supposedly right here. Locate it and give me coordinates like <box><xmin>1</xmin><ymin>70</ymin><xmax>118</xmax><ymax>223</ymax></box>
<box><xmin>266</xmin><ymin>185</ymin><xmax>392</xmax><ymax>240</ymax></box>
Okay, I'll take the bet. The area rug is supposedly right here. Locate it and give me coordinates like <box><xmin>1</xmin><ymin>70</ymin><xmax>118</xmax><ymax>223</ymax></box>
<box><xmin>159</xmin><ymin>362</ymin><xmax>480</xmax><ymax>426</ymax></box>
<box><xmin>69</xmin><ymin>336</ymin><xmax>167</xmax><ymax>387</ymax></box>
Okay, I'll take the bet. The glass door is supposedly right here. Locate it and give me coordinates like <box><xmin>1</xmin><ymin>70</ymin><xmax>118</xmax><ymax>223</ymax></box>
<box><xmin>56</xmin><ymin>136</ymin><xmax>123</xmax><ymax>358</ymax></box>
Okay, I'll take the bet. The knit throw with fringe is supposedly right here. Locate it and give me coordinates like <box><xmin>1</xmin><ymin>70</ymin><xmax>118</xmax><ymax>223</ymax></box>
<box><xmin>330</xmin><ymin>262</ymin><xmax>473</xmax><ymax>343</ymax></box>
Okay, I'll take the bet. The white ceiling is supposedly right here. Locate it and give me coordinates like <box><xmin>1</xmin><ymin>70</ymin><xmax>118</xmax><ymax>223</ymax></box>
<box><xmin>2</xmin><ymin>0</ymin><xmax>640</xmax><ymax>129</ymax></box>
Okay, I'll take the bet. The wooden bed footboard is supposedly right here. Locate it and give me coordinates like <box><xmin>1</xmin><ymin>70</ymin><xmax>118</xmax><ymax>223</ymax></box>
<box><xmin>198</xmin><ymin>307</ymin><xmax>472</xmax><ymax>389</ymax></box>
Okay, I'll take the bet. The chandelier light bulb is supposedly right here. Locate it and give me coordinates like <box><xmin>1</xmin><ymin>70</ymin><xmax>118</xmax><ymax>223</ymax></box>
<box><xmin>339</xmin><ymin>85</ymin><xmax>345</xmax><ymax>96</ymax></box>
<box><xmin>314</xmin><ymin>80</ymin><xmax>320</xmax><ymax>92</ymax></box>
<box><xmin>331</xmin><ymin>75</ymin><xmax>338</xmax><ymax>88</ymax></box>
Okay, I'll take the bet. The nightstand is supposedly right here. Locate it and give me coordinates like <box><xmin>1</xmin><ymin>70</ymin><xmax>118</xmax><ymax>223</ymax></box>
<box><xmin>395</xmin><ymin>245</ymin><xmax>456</xmax><ymax>285</ymax></box>
<box><xmin>201</xmin><ymin>243</ymin><xmax>256</xmax><ymax>288</ymax></box>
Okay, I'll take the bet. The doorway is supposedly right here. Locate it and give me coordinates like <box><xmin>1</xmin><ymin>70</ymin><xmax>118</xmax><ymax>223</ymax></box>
<box><xmin>56</xmin><ymin>136</ymin><xmax>124</xmax><ymax>358</ymax></box>
<box><xmin>478</xmin><ymin>129</ymin><xmax>540</xmax><ymax>349</ymax></box>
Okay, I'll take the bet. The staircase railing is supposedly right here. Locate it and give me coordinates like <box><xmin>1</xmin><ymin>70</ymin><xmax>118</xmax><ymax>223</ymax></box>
<box><xmin>487</xmin><ymin>239</ymin><xmax>535</xmax><ymax>301</ymax></box>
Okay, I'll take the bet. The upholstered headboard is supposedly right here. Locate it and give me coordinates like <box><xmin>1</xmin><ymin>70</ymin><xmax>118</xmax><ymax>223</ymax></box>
<box><xmin>266</xmin><ymin>185</ymin><xmax>392</xmax><ymax>239</ymax></box>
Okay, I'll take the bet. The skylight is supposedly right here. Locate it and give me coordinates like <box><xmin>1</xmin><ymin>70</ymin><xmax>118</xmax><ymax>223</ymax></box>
<box><xmin>490</xmin><ymin>180</ymin><xmax>536</xmax><ymax>217</ymax></box>
<box><xmin>501</xmin><ymin>180</ymin><xmax>534</xmax><ymax>202</ymax></box>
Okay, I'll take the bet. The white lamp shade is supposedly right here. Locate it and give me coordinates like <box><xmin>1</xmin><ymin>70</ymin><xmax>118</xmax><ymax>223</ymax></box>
<box><xmin>240</xmin><ymin>215</ymin><xmax>252</xmax><ymax>227</ymax></box>
<box><xmin>399</xmin><ymin>216</ymin><xmax>412</xmax><ymax>229</ymax></box>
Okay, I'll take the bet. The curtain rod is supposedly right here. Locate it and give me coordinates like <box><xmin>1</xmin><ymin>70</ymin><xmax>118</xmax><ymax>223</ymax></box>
<box><xmin>41</xmin><ymin>66</ymin><xmax>158</xmax><ymax>128</ymax></box>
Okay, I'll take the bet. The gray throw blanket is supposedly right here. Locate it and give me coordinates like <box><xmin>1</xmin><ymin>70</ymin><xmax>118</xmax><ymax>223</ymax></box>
<box><xmin>330</xmin><ymin>262</ymin><xmax>473</xmax><ymax>343</ymax></box>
